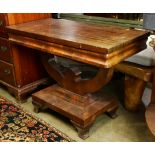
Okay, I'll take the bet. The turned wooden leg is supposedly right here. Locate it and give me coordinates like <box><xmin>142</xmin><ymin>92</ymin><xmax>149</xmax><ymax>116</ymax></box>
<box><xmin>70</xmin><ymin>120</ymin><xmax>94</xmax><ymax>140</ymax></box>
<box><xmin>124</xmin><ymin>75</ymin><xmax>146</xmax><ymax>111</ymax></box>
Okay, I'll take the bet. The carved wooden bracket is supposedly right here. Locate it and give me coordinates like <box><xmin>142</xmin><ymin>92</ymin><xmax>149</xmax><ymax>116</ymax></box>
<box><xmin>41</xmin><ymin>54</ymin><xmax>114</xmax><ymax>95</ymax></box>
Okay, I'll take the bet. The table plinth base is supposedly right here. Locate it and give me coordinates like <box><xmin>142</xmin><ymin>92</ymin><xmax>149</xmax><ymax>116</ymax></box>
<box><xmin>32</xmin><ymin>84</ymin><xmax>119</xmax><ymax>139</ymax></box>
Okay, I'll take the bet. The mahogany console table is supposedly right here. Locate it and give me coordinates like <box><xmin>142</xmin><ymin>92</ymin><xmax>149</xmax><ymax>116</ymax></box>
<box><xmin>6</xmin><ymin>18</ymin><xmax>149</xmax><ymax>139</ymax></box>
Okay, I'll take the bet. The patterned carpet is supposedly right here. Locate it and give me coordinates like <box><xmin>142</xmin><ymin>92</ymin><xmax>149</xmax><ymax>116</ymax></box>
<box><xmin>0</xmin><ymin>96</ymin><xmax>74</xmax><ymax>142</ymax></box>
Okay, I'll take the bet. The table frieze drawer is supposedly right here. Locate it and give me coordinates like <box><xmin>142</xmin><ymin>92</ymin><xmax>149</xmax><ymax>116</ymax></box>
<box><xmin>0</xmin><ymin>60</ymin><xmax>16</xmax><ymax>86</ymax></box>
<box><xmin>0</xmin><ymin>37</ymin><xmax>12</xmax><ymax>63</ymax></box>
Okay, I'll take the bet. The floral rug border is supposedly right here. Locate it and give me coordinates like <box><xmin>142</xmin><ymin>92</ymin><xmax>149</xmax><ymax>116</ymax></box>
<box><xmin>0</xmin><ymin>96</ymin><xmax>75</xmax><ymax>142</ymax></box>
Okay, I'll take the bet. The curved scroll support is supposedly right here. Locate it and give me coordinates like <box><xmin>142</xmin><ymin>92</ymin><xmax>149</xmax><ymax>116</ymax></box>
<box><xmin>41</xmin><ymin>54</ymin><xmax>114</xmax><ymax>95</ymax></box>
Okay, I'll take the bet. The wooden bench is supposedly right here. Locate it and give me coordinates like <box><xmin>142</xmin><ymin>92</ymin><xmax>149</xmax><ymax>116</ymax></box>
<box><xmin>61</xmin><ymin>14</ymin><xmax>154</xmax><ymax>111</ymax></box>
<box><xmin>115</xmin><ymin>61</ymin><xmax>153</xmax><ymax>111</ymax></box>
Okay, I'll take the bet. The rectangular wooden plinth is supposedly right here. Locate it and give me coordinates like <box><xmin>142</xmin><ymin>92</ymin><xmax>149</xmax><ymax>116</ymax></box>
<box><xmin>32</xmin><ymin>85</ymin><xmax>118</xmax><ymax>127</ymax></box>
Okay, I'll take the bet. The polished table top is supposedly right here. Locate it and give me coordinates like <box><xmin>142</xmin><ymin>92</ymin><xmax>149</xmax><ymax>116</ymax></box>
<box><xmin>6</xmin><ymin>18</ymin><xmax>150</xmax><ymax>68</ymax></box>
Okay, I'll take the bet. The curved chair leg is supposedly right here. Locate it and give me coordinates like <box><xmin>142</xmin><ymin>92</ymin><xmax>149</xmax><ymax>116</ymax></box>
<box><xmin>124</xmin><ymin>75</ymin><xmax>146</xmax><ymax>111</ymax></box>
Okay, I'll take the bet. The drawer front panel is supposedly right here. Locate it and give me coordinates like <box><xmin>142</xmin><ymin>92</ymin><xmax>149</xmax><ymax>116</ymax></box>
<box><xmin>0</xmin><ymin>14</ymin><xmax>8</xmax><ymax>38</ymax></box>
<box><xmin>0</xmin><ymin>60</ymin><xmax>16</xmax><ymax>86</ymax></box>
<box><xmin>0</xmin><ymin>14</ymin><xmax>6</xmax><ymax>28</ymax></box>
<box><xmin>0</xmin><ymin>37</ymin><xmax>12</xmax><ymax>63</ymax></box>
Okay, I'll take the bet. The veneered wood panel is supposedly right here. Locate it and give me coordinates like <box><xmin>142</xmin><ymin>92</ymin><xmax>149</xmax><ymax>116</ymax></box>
<box><xmin>8</xmin><ymin>32</ymin><xmax>148</xmax><ymax>68</ymax></box>
<box><xmin>6</xmin><ymin>18</ymin><xmax>149</xmax><ymax>54</ymax></box>
<box><xmin>6</xmin><ymin>13</ymin><xmax>51</xmax><ymax>25</ymax></box>
<box><xmin>11</xmin><ymin>44</ymin><xmax>48</xmax><ymax>87</ymax></box>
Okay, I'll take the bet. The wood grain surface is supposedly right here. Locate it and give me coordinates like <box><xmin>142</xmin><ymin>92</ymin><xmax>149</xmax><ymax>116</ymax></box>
<box><xmin>6</xmin><ymin>18</ymin><xmax>149</xmax><ymax>54</ymax></box>
<box><xmin>6</xmin><ymin>18</ymin><xmax>150</xmax><ymax>68</ymax></box>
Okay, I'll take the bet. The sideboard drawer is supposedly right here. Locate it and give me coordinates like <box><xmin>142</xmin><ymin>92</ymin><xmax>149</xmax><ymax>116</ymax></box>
<box><xmin>0</xmin><ymin>37</ymin><xmax>12</xmax><ymax>63</ymax></box>
<box><xmin>0</xmin><ymin>14</ymin><xmax>8</xmax><ymax>38</ymax></box>
<box><xmin>0</xmin><ymin>60</ymin><xmax>16</xmax><ymax>86</ymax></box>
<box><xmin>0</xmin><ymin>14</ymin><xmax>6</xmax><ymax>28</ymax></box>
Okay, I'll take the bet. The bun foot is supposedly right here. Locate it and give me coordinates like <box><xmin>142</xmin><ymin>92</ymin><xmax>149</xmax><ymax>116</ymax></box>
<box><xmin>71</xmin><ymin>120</ymin><xmax>93</xmax><ymax>140</ymax></box>
<box><xmin>32</xmin><ymin>101</ymin><xmax>48</xmax><ymax>113</ymax></box>
<box><xmin>106</xmin><ymin>107</ymin><xmax>118</xmax><ymax>119</ymax></box>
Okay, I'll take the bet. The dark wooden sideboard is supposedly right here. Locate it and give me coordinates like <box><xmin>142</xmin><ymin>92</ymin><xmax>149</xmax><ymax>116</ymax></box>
<box><xmin>0</xmin><ymin>13</ymin><xmax>51</xmax><ymax>102</ymax></box>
